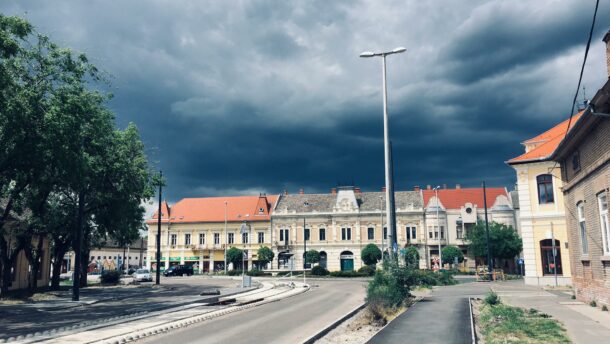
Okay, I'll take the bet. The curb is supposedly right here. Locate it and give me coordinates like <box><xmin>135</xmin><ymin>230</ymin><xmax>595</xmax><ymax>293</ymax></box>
<box><xmin>469</xmin><ymin>298</ymin><xmax>477</xmax><ymax>344</ymax></box>
<box><xmin>302</xmin><ymin>302</ymin><xmax>367</xmax><ymax>344</ymax></box>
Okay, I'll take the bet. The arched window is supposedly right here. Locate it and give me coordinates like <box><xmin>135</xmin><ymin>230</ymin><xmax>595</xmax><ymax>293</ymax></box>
<box><xmin>537</xmin><ymin>174</ymin><xmax>554</xmax><ymax>204</ymax></box>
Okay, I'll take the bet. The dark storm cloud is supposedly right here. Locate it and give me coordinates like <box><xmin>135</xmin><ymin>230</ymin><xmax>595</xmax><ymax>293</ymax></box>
<box><xmin>1</xmin><ymin>0</ymin><xmax>609</xmax><ymax>206</ymax></box>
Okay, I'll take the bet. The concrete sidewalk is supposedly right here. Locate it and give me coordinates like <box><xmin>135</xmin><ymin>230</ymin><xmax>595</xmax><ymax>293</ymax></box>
<box><xmin>368</xmin><ymin>282</ymin><xmax>490</xmax><ymax>344</ymax></box>
<box><xmin>493</xmin><ymin>281</ymin><xmax>610</xmax><ymax>344</ymax></box>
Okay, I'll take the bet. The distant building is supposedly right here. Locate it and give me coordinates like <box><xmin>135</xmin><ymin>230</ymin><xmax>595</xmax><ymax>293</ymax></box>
<box><xmin>552</xmin><ymin>30</ymin><xmax>610</xmax><ymax>306</ymax></box>
<box><xmin>421</xmin><ymin>186</ymin><xmax>516</xmax><ymax>270</ymax></box>
<box><xmin>0</xmin><ymin>204</ymin><xmax>51</xmax><ymax>292</ymax></box>
<box><xmin>271</xmin><ymin>187</ymin><xmax>424</xmax><ymax>271</ymax></box>
<box><xmin>64</xmin><ymin>238</ymin><xmax>148</xmax><ymax>273</ymax></box>
<box><xmin>507</xmin><ymin>114</ymin><xmax>581</xmax><ymax>286</ymax></box>
<box><xmin>145</xmin><ymin>194</ymin><xmax>278</xmax><ymax>272</ymax></box>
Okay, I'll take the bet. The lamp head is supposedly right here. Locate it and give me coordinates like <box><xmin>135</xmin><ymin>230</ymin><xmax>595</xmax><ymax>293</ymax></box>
<box><xmin>359</xmin><ymin>51</ymin><xmax>375</xmax><ymax>58</ymax></box>
<box><xmin>392</xmin><ymin>47</ymin><xmax>407</xmax><ymax>54</ymax></box>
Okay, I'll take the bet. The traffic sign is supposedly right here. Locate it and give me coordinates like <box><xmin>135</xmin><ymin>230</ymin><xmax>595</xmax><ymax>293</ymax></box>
<box><xmin>518</xmin><ymin>258</ymin><xmax>524</xmax><ymax>265</ymax></box>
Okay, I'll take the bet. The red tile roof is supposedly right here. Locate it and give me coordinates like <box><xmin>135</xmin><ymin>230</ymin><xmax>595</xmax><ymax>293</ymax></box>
<box><xmin>422</xmin><ymin>188</ymin><xmax>508</xmax><ymax>209</ymax></box>
<box><xmin>508</xmin><ymin>112</ymin><xmax>583</xmax><ymax>164</ymax></box>
<box><xmin>146</xmin><ymin>195</ymin><xmax>278</xmax><ymax>224</ymax></box>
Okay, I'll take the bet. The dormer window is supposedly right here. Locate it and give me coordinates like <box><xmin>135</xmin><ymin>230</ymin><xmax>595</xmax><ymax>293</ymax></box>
<box><xmin>537</xmin><ymin>174</ymin><xmax>554</xmax><ymax>204</ymax></box>
<box><xmin>259</xmin><ymin>207</ymin><xmax>264</xmax><ymax>214</ymax></box>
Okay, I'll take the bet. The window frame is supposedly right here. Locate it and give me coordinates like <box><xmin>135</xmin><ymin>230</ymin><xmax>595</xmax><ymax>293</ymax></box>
<box><xmin>184</xmin><ymin>233</ymin><xmax>191</xmax><ymax>246</ymax></box>
<box><xmin>536</xmin><ymin>174</ymin><xmax>555</xmax><ymax>204</ymax></box>
<box><xmin>170</xmin><ymin>234</ymin><xmax>177</xmax><ymax>246</ymax></box>
<box><xmin>228</xmin><ymin>232</ymin><xmax>235</xmax><ymax>244</ymax></box>
<box><xmin>367</xmin><ymin>227</ymin><xmax>375</xmax><ymax>240</ymax></box>
<box><xmin>199</xmin><ymin>233</ymin><xmax>205</xmax><ymax>245</ymax></box>
<box><xmin>242</xmin><ymin>232</ymin><xmax>249</xmax><ymax>244</ymax></box>
<box><xmin>213</xmin><ymin>233</ymin><xmax>220</xmax><ymax>245</ymax></box>
<box><xmin>319</xmin><ymin>228</ymin><xmax>326</xmax><ymax>241</ymax></box>
<box><xmin>598</xmin><ymin>193</ymin><xmax>609</xmax><ymax>255</ymax></box>
<box><xmin>341</xmin><ymin>227</ymin><xmax>352</xmax><ymax>241</ymax></box>
<box><xmin>577</xmin><ymin>202</ymin><xmax>588</xmax><ymax>255</ymax></box>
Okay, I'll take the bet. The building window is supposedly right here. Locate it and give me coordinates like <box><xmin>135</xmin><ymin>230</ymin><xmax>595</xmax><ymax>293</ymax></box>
<box><xmin>304</xmin><ymin>228</ymin><xmax>310</xmax><ymax>241</ymax></box>
<box><xmin>598</xmin><ymin>193</ymin><xmax>609</xmax><ymax>255</ymax></box>
<box><xmin>258</xmin><ymin>232</ymin><xmax>264</xmax><ymax>243</ymax></box>
<box><xmin>456</xmin><ymin>223</ymin><xmax>464</xmax><ymax>239</ymax></box>
<box><xmin>242</xmin><ymin>232</ymin><xmax>248</xmax><ymax>244</ymax></box>
<box><xmin>319</xmin><ymin>228</ymin><xmax>326</xmax><ymax>241</ymax></box>
<box><xmin>571</xmin><ymin>152</ymin><xmax>580</xmax><ymax>173</ymax></box>
<box><xmin>367</xmin><ymin>227</ymin><xmax>375</xmax><ymax>240</ymax></box>
<box><xmin>199</xmin><ymin>233</ymin><xmax>205</xmax><ymax>245</ymax></box>
<box><xmin>279</xmin><ymin>229</ymin><xmax>289</xmax><ymax>244</ymax></box>
<box><xmin>383</xmin><ymin>227</ymin><xmax>387</xmax><ymax>240</ymax></box>
<box><xmin>170</xmin><ymin>234</ymin><xmax>177</xmax><ymax>246</ymax></box>
<box><xmin>406</xmin><ymin>226</ymin><xmax>416</xmax><ymax>241</ymax></box>
<box><xmin>185</xmin><ymin>234</ymin><xmax>191</xmax><ymax>245</ymax></box>
<box><xmin>537</xmin><ymin>174</ymin><xmax>554</xmax><ymax>204</ymax></box>
<box><xmin>259</xmin><ymin>207</ymin><xmax>264</xmax><ymax>214</ymax></box>
<box><xmin>228</xmin><ymin>233</ymin><xmax>235</xmax><ymax>244</ymax></box>
<box><xmin>214</xmin><ymin>233</ymin><xmax>220</xmax><ymax>245</ymax></box>
<box><xmin>440</xmin><ymin>226</ymin><xmax>444</xmax><ymax>239</ymax></box>
<box><xmin>577</xmin><ymin>203</ymin><xmax>588</xmax><ymax>255</ymax></box>
<box><xmin>341</xmin><ymin>228</ymin><xmax>352</xmax><ymax>240</ymax></box>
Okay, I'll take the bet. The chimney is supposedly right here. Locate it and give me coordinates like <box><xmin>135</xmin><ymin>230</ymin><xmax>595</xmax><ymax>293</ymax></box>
<box><xmin>331</xmin><ymin>188</ymin><xmax>337</xmax><ymax>195</ymax></box>
<box><xmin>455</xmin><ymin>184</ymin><xmax>461</xmax><ymax>189</ymax></box>
<box><xmin>381</xmin><ymin>186</ymin><xmax>387</xmax><ymax>192</ymax></box>
<box><xmin>603</xmin><ymin>30</ymin><xmax>610</xmax><ymax>78</ymax></box>
<box><xmin>355</xmin><ymin>187</ymin><xmax>361</xmax><ymax>193</ymax></box>
<box><xmin>414</xmin><ymin>186</ymin><xmax>420</xmax><ymax>191</ymax></box>
<box><xmin>299</xmin><ymin>188</ymin><xmax>304</xmax><ymax>194</ymax></box>
<box><xmin>426</xmin><ymin>185</ymin><xmax>431</xmax><ymax>190</ymax></box>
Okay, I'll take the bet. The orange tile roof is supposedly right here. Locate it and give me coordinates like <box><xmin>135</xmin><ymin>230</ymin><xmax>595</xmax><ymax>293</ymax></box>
<box><xmin>146</xmin><ymin>195</ymin><xmax>278</xmax><ymax>224</ymax></box>
<box><xmin>422</xmin><ymin>188</ymin><xmax>508</xmax><ymax>209</ymax></box>
<box><xmin>508</xmin><ymin>112</ymin><xmax>583</xmax><ymax>164</ymax></box>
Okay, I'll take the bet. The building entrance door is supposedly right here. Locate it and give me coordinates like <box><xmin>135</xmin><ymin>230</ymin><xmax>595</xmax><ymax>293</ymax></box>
<box><xmin>540</xmin><ymin>239</ymin><xmax>562</xmax><ymax>275</ymax></box>
<box><xmin>340</xmin><ymin>251</ymin><xmax>354</xmax><ymax>271</ymax></box>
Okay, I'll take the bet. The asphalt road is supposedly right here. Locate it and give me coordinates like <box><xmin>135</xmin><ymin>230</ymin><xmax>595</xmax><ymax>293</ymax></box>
<box><xmin>140</xmin><ymin>279</ymin><xmax>367</xmax><ymax>344</ymax></box>
<box><xmin>0</xmin><ymin>276</ymin><xmax>244</xmax><ymax>339</ymax></box>
<box><xmin>368</xmin><ymin>281</ymin><xmax>491</xmax><ymax>344</ymax></box>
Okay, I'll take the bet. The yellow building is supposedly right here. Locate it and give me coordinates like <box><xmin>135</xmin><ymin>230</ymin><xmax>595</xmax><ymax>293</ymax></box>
<box><xmin>145</xmin><ymin>194</ymin><xmax>278</xmax><ymax>273</ymax></box>
<box><xmin>508</xmin><ymin>113</ymin><xmax>582</xmax><ymax>285</ymax></box>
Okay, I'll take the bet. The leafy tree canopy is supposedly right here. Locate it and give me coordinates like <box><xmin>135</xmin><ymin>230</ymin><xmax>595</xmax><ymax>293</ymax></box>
<box><xmin>465</xmin><ymin>222</ymin><xmax>522</xmax><ymax>260</ymax></box>
<box><xmin>441</xmin><ymin>246</ymin><xmax>464</xmax><ymax>265</ymax></box>
<box><xmin>305</xmin><ymin>250</ymin><xmax>320</xmax><ymax>264</ymax></box>
<box><xmin>257</xmin><ymin>246</ymin><xmax>274</xmax><ymax>266</ymax></box>
<box><xmin>361</xmin><ymin>244</ymin><xmax>382</xmax><ymax>266</ymax></box>
<box><xmin>226</xmin><ymin>247</ymin><xmax>244</xmax><ymax>266</ymax></box>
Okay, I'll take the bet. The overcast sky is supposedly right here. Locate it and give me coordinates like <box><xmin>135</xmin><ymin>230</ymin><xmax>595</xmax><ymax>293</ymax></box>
<box><xmin>2</xmin><ymin>0</ymin><xmax>609</xmax><ymax>206</ymax></box>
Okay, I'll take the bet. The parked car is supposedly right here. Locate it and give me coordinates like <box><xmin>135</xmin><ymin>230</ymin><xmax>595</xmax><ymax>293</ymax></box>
<box><xmin>133</xmin><ymin>269</ymin><xmax>152</xmax><ymax>282</ymax></box>
<box><xmin>163</xmin><ymin>265</ymin><xmax>194</xmax><ymax>277</ymax></box>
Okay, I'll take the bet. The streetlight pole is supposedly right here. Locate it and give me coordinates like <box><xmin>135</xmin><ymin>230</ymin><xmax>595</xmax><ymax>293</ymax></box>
<box><xmin>380</xmin><ymin>195</ymin><xmax>384</xmax><ymax>265</ymax></box>
<box><xmin>224</xmin><ymin>201</ymin><xmax>228</xmax><ymax>274</ymax></box>
<box><xmin>434</xmin><ymin>186</ymin><xmax>442</xmax><ymax>270</ymax></box>
<box><xmin>155</xmin><ymin>170</ymin><xmax>162</xmax><ymax>285</ymax></box>
<box><xmin>360</xmin><ymin>47</ymin><xmax>406</xmax><ymax>260</ymax></box>
<box><xmin>483</xmin><ymin>181</ymin><xmax>493</xmax><ymax>277</ymax></box>
<box><xmin>303</xmin><ymin>217</ymin><xmax>307</xmax><ymax>285</ymax></box>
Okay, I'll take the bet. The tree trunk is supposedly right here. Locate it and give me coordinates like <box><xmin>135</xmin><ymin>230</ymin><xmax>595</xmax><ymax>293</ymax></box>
<box><xmin>79</xmin><ymin>247</ymin><xmax>90</xmax><ymax>288</ymax></box>
<box><xmin>50</xmin><ymin>243</ymin><xmax>68</xmax><ymax>290</ymax></box>
<box><xmin>27</xmin><ymin>236</ymin><xmax>45</xmax><ymax>295</ymax></box>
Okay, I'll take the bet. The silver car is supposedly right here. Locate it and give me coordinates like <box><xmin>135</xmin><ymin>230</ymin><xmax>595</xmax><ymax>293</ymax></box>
<box><xmin>133</xmin><ymin>269</ymin><xmax>153</xmax><ymax>282</ymax></box>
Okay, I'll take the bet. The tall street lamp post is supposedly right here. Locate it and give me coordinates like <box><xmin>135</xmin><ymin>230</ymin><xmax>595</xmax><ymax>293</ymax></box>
<box><xmin>360</xmin><ymin>47</ymin><xmax>406</xmax><ymax>259</ymax></box>
<box><xmin>155</xmin><ymin>170</ymin><xmax>162</xmax><ymax>285</ymax></box>
<box><xmin>434</xmin><ymin>186</ymin><xmax>442</xmax><ymax>270</ymax></box>
<box><xmin>483</xmin><ymin>181</ymin><xmax>493</xmax><ymax>278</ymax></box>
<box><xmin>224</xmin><ymin>201</ymin><xmax>228</xmax><ymax>274</ymax></box>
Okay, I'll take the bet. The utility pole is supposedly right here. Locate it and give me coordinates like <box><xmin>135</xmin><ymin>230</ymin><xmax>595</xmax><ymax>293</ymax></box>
<box><xmin>155</xmin><ymin>170</ymin><xmax>162</xmax><ymax>285</ymax></box>
<box><xmin>551</xmin><ymin>222</ymin><xmax>558</xmax><ymax>287</ymax></box>
<box><xmin>483</xmin><ymin>181</ymin><xmax>493</xmax><ymax>278</ymax></box>
<box><xmin>224</xmin><ymin>201</ymin><xmax>228</xmax><ymax>274</ymax></box>
<box><xmin>303</xmin><ymin>217</ymin><xmax>307</xmax><ymax>285</ymax></box>
<box><xmin>434</xmin><ymin>186</ymin><xmax>442</xmax><ymax>270</ymax></box>
<box><xmin>380</xmin><ymin>195</ymin><xmax>384</xmax><ymax>265</ymax></box>
<box><xmin>72</xmin><ymin>190</ymin><xmax>84</xmax><ymax>301</ymax></box>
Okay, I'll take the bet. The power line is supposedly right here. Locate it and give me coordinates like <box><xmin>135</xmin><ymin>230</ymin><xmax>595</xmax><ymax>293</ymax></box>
<box><xmin>549</xmin><ymin>0</ymin><xmax>600</xmax><ymax>176</ymax></box>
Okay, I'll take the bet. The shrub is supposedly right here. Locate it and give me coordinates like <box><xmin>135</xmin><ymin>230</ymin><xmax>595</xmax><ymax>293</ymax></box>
<box><xmin>246</xmin><ymin>269</ymin><xmax>271</xmax><ymax>277</ymax></box>
<box><xmin>484</xmin><ymin>291</ymin><xmax>501</xmax><ymax>306</ymax></box>
<box><xmin>590</xmin><ymin>300</ymin><xmax>597</xmax><ymax>307</ymax></box>
<box><xmin>101</xmin><ymin>270</ymin><xmax>121</xmax><ymax>284</ymax></box>
<box><xmin>276</xmin><ymin>271</ymin><xmax>292</xmax><ymax>277</ymax></box>
<box><xmin>404</xmin><ymin>246</ymin><xmax>419</xmax><ymax>268</ymax></box>
<box><xmin>366</xmin><ymin>269</ymin><xmax>409</xmax><ymax>308</ymax></box>
<box><xmin>602</xmin><ymin>305</ymin><xmax>608</xmax><ymax>312</ymax></box>
<box><xmin>227</xmin><ymin>269</ymin><xmax>243</xmax><ymax>276</ymax></box>
<box><xmin>358</xmin><ymin>265</ymin><xmax>376</xmax><ymax>276</ymax></box>
<box><xmin>361</xmin><ymin>244</ymin><xmax>382</xmax><ymax>266</ymax></box>
<box><xmin>329</xmin><ymin>270</ymin><xmax>365</xmax><ymax>278</ymax></box>
<box><xmin>311</xmin><ymin>266</ymin><xmax>329</xmax><ymax>276</ymax></box>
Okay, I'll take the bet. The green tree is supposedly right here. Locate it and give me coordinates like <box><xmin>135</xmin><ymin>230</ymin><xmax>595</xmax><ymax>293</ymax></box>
<box><xmin>404</xmin><ymin>246</ymin><xmax>419</xmax><ymax>268</ymax></box>
<box><xmin>465</xmin><ymin>222</ymin><xmax>522</xmax><ymax>264</ymax></box>
<box><xmin>305</xmin><ymin>250</ymin><xmax>320</xmax><ymax>266</ymax></box>
<box><xmin>441</xmin><ymin>246</ymin><xmax>464</xmax><ymax>266</ymax></box>
<box><xmin>226</xmin><ymin>247</ymin><xmax>244</xmax><ymax>270</ymax></box>
<box><xmin>257</xmin><ymin>246</ymin><xmax>274</xmax><ymax>270</ymax></box>
<box><xmin>361</xmin><ymin>244</ymin><xmax>382</xmax><ymax>266</ymax></box>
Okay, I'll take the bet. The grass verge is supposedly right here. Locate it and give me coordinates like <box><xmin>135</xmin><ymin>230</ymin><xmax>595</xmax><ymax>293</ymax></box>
<box><xmin>475</xmin><ymin>300</ymin><xmax>571</xmax><ymax>343</ymax></box>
